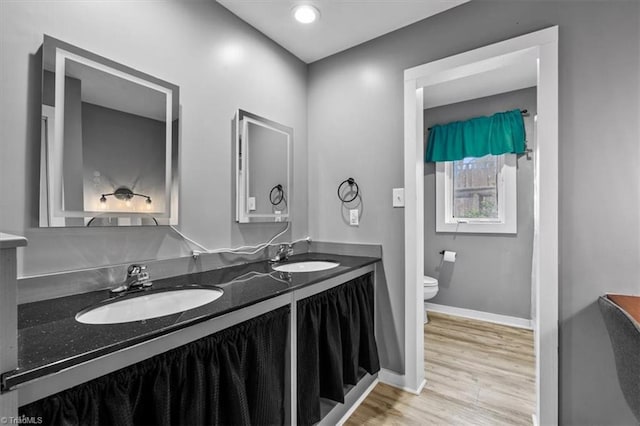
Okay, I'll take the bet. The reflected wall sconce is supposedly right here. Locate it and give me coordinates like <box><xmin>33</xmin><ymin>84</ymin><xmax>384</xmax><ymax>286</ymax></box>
<box><xmin>100</xmin><ymin>186</ymin><xmax>152</xmax><ymax>208</ymax></box>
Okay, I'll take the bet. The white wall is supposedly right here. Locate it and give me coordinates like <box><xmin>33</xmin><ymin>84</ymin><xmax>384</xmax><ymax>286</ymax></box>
<box><xmin>0</xmin><ymin>1</ymin><xmax>308</xmax><ymax>276</ymax></box>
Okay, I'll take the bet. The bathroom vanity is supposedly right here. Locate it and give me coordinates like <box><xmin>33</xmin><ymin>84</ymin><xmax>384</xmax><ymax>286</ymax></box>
<box><xmin>5</xmin><ymin>32</ymin><xmax>384</xmax><ymax>425</ymax></box>
<box><xmin>1</xmin><ymin>251</ymin><xmax>382</xmax><ymax>425</ymax></box>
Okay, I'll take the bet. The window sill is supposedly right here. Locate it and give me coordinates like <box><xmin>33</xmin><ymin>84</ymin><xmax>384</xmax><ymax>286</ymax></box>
<box><xmin>436</xmin><ymin>221</ymin><xmax>516</xmax><ymax>234</ymax></box>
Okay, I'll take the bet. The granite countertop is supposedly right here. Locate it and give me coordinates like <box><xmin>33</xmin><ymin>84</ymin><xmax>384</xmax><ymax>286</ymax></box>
<box><xmin>4</xmin><ymin>253</ymin><xmax>379</xmax><ymax>389</ymax></box>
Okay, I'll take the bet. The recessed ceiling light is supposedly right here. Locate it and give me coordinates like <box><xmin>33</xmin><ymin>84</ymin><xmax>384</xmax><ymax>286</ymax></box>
<box><xmin>292</xmin><ymin>4</ymin><xmax>319</xmax><ymax>24</ymax></box>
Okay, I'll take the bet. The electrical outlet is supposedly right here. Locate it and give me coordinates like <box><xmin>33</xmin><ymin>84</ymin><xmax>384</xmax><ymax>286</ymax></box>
<box><xmin>248</xmin><ymin>197</ymin><xmax>256</xmax><ymax>211</ymax></box>
<box><xmin>350</xmin><ymin>209</ymin><xmax>359</xmax><ymax>226</ymax></box>
<box><xmin>274</xmin><ymin>210</ymin><xmax>282</xmax><ymax>222</ymax></box>
<box><xmin>393</xmin><ymin>188</ymin><xmax>405</xmax><ymax>207</ymax></box>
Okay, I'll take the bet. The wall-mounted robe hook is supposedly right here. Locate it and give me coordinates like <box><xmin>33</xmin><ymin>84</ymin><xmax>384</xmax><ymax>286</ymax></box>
<box><xmin>337</xmin><ymin>178</ymin><xmax>359</xmax><ymax>203</ymax></box>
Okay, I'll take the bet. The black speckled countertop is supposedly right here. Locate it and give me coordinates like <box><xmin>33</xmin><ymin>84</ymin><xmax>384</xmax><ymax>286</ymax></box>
<box><xmin>4</xmin><ymin>253</ymin><xmax>379</xmax><ymax>389</ymax></box>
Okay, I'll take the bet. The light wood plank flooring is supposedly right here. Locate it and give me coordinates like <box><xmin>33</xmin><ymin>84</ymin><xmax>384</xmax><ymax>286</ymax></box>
<box><xmin>346</xmin><ymin>312</ymin><xmax>535</xmax><ymax>425</ymax></box>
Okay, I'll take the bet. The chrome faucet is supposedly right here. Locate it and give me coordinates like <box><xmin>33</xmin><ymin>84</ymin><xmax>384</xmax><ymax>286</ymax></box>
<box><xmin>110</xmin><ymin>264</ymin><xmax>152</xmax><ymax>295</ymax></box>
<box><xmin>270</xmin><ymin>244</ymin><xmax>293</xmax><ymax>263</ymax></box>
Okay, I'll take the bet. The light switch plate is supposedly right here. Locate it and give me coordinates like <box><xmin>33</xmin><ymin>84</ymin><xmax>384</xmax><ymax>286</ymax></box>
<box><xmin>248</xmin><ymin>197</ymin><xmax>256</xmax><ymax>211</ymax></box>
<box><xmin>393</xmin><ymin>188</ymin><xmax>405</xmax><ymax>207</ymax></box>
<box><xmin>349</xmin><ymin>209</ymin><xmax>359</xmax><ymax>226</ymax></box>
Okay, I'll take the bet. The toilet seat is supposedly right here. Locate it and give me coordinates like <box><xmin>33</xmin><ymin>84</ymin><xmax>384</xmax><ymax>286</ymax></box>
<box><xmin>423</xmin><ymin>276</ymin><xmax>438</xmax><ymax>287</ymax></box>
<box><xmin>423</xmin><ymin>276</ymin><xmax>439</xmax><ymax>324</ymax></box>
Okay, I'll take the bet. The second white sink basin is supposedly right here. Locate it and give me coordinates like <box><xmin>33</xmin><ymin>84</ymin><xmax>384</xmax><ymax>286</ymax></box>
<box><xmin>272</xmin><ymin>261</ymin><xmax>340</xmax><ymax>273</ymax></box>
<box><xmin>76</xmin><ymin>287</ymin><xmax>224</xmax><ymax>325</ymax></box>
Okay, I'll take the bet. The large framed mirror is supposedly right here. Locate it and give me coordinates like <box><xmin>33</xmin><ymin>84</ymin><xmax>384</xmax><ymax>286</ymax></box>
<box><xmin>234</xmin><ymin>110</ymin><xmax>292</xmax><ymax>223</ymax></box>
<box><xmin>39</xmin><ymin>35</ymin><xmax>179</xmax><ymax>227</ymax></box>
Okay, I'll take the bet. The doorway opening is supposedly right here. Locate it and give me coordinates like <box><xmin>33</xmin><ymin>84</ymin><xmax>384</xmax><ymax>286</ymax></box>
<box><xmin>403</xmin><ymin>27</ymin><xmax>558</xmax><ymax>425</ymax></box>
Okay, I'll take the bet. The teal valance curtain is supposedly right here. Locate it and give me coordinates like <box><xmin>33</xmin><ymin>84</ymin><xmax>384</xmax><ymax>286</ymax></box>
<box><xmin>425</xmin><ymin>109</ymin><xmax>526</xmax><ymax>162</ymax></box>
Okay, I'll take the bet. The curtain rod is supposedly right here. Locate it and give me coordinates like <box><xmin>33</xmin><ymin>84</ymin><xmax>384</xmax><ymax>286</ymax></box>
<box><xmin>427</xmin><ymin>109</ymin><xmax>529</xmax><ymax>131</ymax></box>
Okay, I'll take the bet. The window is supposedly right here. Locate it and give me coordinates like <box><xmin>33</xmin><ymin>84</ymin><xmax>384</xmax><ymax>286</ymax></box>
<box><xmin>436</xmin><ymin>154</ymin><xmax>517</xmax><ymax>233</ymax></box>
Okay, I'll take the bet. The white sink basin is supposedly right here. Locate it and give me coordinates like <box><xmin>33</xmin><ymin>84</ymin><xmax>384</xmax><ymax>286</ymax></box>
<box><xmin>272</xmin><ymin>261</ymin><xmax>340</xmax><ymax>273</ymax></box>
<box><xmin>76</xmin><ymin>287</ymin><xmax>224</xmax><ymax>324</ymax></box>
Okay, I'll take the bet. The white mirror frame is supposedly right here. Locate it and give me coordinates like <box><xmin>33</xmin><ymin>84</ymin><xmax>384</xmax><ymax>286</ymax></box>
<box><xmin>234</xmin><ymin>109</ymin><xmax>292</xmax><ymax>224</ymax></box>
<box><xmin>39</xmin><ymin>35</ymin><xmax>179</xmax><ymax>227</ymax></box>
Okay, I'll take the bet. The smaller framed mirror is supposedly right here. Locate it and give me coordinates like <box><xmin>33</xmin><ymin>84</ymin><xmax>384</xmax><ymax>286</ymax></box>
<box><xmin>234</xmin><ymin>110</ymin><xmax>292</xmax><ymax>223</ymax></box>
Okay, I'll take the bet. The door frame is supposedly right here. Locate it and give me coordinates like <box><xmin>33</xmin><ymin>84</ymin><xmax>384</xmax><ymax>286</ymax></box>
<box><xmin>402</xmin><ymin>26</ymin><xmax>559</xmax><ymax>425</ymax></box>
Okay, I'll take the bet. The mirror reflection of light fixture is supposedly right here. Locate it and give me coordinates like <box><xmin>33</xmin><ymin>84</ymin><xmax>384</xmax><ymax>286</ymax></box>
<box><xmin>99</xmin><ymin>186</ymin><xmax>152</xmax><ymax>207</ymax></box>
<box><xmin>39</xmin><ymin>35</ymin><xmax>180</xmax><ymax>227</ymax></box>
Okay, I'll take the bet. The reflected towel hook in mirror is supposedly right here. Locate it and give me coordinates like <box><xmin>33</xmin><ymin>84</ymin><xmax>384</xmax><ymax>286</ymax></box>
<box><xmin>337</xmin><ymin>178</ymin><xmax>359</xmax><ymax>203</ymax></box>
<box><xmin>269</xmin><ymin>184</ymin><xmax>285</xmax><ymax>206</ymax></box>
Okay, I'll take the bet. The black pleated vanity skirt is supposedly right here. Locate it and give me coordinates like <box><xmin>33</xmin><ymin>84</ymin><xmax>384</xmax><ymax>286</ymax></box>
<box><xmin>20</xmin><ymin>307</ymin><xmax>289</xmax><ymax>426</ymax></box>
<box><xmin>296</xmin><ymin>272</ymin><xmax>380</xmax><ymax>425</ymax></box>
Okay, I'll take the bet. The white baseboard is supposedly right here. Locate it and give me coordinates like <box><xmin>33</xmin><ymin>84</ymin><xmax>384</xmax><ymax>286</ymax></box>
<box><xmin>425</xmin><ymin>302</ymin><xmax>533</xmax><ymax>330</ymax></box>
<box><xmin>378</xmin><ymin>369</ymin><xmax>426</xmax><ymax>395</ymax></box>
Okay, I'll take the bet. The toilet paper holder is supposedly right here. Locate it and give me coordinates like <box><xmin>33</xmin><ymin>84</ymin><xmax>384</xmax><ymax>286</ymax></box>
<box><xmin>439</xmin><ymin>250</ymin><xmax>457</xmax><ymax>262</ymax></box>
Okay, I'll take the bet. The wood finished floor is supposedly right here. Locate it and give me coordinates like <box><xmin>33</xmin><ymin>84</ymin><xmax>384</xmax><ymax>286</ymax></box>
<box><xmin>345</xmin><ymin>312</ymin><xmax>535</xmax><ymax>425</ymax></box>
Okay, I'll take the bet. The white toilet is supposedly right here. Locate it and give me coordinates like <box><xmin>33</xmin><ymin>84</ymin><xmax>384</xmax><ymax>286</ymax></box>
<box><xmin>423</xmin><ymin>276</ymin><xmax>439</xmax><ymax>323</ymax></box>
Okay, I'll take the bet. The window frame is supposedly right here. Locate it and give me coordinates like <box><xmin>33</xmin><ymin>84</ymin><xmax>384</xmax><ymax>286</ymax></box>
<box><xmin>435</xmin><ymin>154</ymin><xmax>517</xmax><ymax>234</ymax></box>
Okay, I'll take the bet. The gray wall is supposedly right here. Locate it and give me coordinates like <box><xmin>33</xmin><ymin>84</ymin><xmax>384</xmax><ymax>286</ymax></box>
<box><xmin>45</xmin><ymin>72</ymin><xmax>86</xmax><ymax>224</ymax></box>
<box><xmin>307</xmin><ymin>1</ymin><xmax>639</xmax><ymax>424</ymax></box>
<box><xmin>82</xmin><ymin>103</ymin><xmax>166</xmax><ymax>213</ymax></box>
<box><xmin>0</xmin><ymin>1</ymin><xmax>308</xmax><ymax>276</ymax></box>
<box><xmin>425</xmin><ymin>88</ymin><xmax>535</xmax><ymax>319</ymax></box>
<box><xmin>62</xmin><ymin>76</ymin><xmax>85</xmax><ymax>223</ymax></box>
<box><xmin>3</xmin><ymin>1</ymin><xmax>639</xmax><ymax>423</ymax></box>
<box><xmin>247</xmin><ymin>122</ymin><xmax>288</xmax><ymax>215</ymax></box>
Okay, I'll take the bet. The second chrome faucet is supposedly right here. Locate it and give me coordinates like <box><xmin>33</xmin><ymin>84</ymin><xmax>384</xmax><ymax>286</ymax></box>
<box><xmin>270</xmin><ymin>244</ymin><xmax>294</xmax><ymax>263</ymax></box>
<box><xmin>110</xmin><ymin>264</ymin><xmax>153</xmax><ymax>295</ymax></box>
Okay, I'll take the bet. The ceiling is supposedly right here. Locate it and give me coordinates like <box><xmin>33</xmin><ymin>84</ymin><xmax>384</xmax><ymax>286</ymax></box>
<box><xmin>423</xmin><ymin>50</ymin><xmax>538</xmax><ymax>109</ymax></box>
<box><xmin>216</xmin><ymin>0</ymin><xmax>536</xmax><ymax>108</ymax></box>
<box><xmin>217</xmin><ymin>0</ymin><xmax>468</xmax><ymax>64</ymax></box>
<box><xmin>65</xmin><ymin>59</ymin><xmax>168</xmax><ymax>122</ymax></box>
